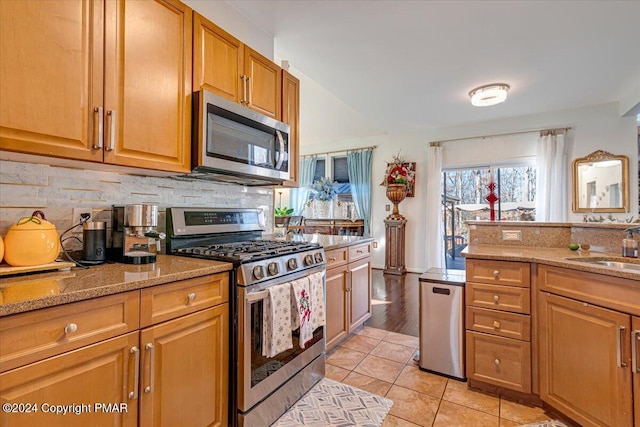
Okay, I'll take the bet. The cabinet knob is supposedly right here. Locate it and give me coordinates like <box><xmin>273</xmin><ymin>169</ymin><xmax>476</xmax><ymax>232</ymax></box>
<box><xmin>187</xmin><ymin>293</ymin><xmax>196</xmax><ymax>303</ymax></box>
<box><xmin>64</xmin><ymin>323</ymin><xmax>78</xmax><ymax>334</ymax></box>
<box><xmin>493</xmin><ymin>270</ymin><xmax>499</xmax><ymax>278</ymax></box>
<box><xmin>494</xmin><ymin>358</ymin><xmax>500</xmax><ymax>366</ymax></box>
<box><xmin>493</xmin><ymin>295</ymin><xmax>500</xmax><ymax>303</ymax></box>
<box><xmin>329</xmin><ymin>257</ymin><xmax>337</xmax><ymax>261</ymax></box>
<box><xmin>493</xmin><ymin>320</ymin><xmax>501</xmax><ymax>329</ymax></box>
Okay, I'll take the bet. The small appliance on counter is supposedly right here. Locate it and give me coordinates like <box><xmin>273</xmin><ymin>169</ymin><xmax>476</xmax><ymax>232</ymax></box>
<box><xmin>110</xmin><ymin>204</ymin><xmax>165</xmax><ymax>264</ymax></box>
<box><xmin>81</xmin><ymin>221</ymin><xmax>107</xmax><ymax>264</ymax></box>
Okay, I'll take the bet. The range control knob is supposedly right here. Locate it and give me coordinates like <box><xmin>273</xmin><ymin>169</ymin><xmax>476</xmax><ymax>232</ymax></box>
<box><xmin>304</xmin><ymin>254</ymin><xmax>315</xmax><ymax>266</ymax></box>
<box><xmin>267</xmin><ymin>262</ymin><xmax>279</xmax><ymax>276</ymax></box>
<box><xmin>252</xmin><ymin>265</ymin><xmax>265</xmax><ymax>280</ymax></box>
<box><xmin>287</xmin><ymin>258</ymin><xmax>298</xmax><ymax>270</ymax></box>
<box><xmin>314</xmin><ymin>252</ymin><xmax>324</xmax><ymax>263</ymax></box>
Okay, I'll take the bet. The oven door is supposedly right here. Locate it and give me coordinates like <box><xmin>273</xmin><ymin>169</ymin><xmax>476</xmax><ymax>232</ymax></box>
<box><xmin>196</xmin><ymin>90</ymin><xmax>290</xmax><ymax>182</ymax></box>
<box><xmin>237</xmin><ymin>267</ymin><xmax>325</xmax><ymax>413</ymax></box>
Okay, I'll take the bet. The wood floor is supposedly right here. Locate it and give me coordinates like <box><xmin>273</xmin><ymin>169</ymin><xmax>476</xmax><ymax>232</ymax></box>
<box><xmin>364</xmin><ymin>269</ymin><xmax>420</xmax><ymax>337</ymax></box>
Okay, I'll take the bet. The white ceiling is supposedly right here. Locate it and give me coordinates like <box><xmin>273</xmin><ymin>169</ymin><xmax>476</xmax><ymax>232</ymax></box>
<box><xmin>229</xmin><ymin>0</ymin><xmax>640</xmax><ymax>144</ymax></box>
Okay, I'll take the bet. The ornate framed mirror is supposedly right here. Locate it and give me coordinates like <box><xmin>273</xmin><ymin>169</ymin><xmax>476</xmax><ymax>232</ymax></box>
<box><xmin>572</xmin><ymin>150</ymin><xmax>629</xmax><ymax>212</ymax></box>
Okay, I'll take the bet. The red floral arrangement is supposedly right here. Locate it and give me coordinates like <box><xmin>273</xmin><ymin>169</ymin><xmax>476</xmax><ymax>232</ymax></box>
<box><xmin>381</xmin><ymin>152</ymin><xmax>415</xmax><ymax>187</ymax></box>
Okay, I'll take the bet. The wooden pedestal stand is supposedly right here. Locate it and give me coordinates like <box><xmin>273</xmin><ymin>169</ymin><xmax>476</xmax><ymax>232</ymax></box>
<box><xmin>384</xmin><ymin>216</ymin><xmax>407</xmax><ymax>275</ymax></box>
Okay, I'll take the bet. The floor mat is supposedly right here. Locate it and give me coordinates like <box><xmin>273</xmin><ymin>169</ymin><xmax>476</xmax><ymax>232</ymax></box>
<box><xmin>518</xmin><ymin>421</ymin><xmax>570</xmax><ymax>427</ymax></box>
<box><xmin>272</xmin><ymin>378</ymin><xmax>393</xmax><ymax>427</ymax></box>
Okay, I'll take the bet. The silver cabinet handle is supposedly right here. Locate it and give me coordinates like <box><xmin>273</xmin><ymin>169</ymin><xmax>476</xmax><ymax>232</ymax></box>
<box><xmin>187</xmin><ymin>292</ymin><xmax>196</xmax><ymax>303</ymax></box>
<box><xmin>632</xmin><ymin>330</ymin><xmax>640</xmax><ymax>373</ymax></box>
<box><xmin>494</xmin><ymin>358</ymin><xmax>500</xmax><ymax>366</ymax></box>
<box><xmin>246</xmin><ymin>76</ymin><xmax>252</xmax><ymax>105</ymax></box>
<box><xmin>493</xmin><ymin>270</ymin><xmax>499</xmax><ymax>278</ymax></box>
<box><xmin>129</xmin><ymin>346</ymin><xmax>140</xmax><ymax>399</ymax></box>
<box><xmin>617</xmin><ymin>326</ymin><xmax>627</xmax><ymax>368</ymax></box>
<box><xmin>144</xmin><ymin>343</ymin><xmax>155</xmax><ymax>393</ymax></box>
<box><xmin>93</xmin><ymin>107</ymin><xmax>103</xmax><ymax>149</ymax></box>
<box><xmin>329</xmin><ymin>257</ymin><xmax>337</xmax><ymax>261</ymax></box>
<box><xmin>64</xmin><ymin>323</ymin><xmax>78</xmax><ymax>334</ymax></box>
<box><xmin>241</xmin><ymin>75</ymin><xmax>247</xmax><ymax>104</ymax></box>
<box><xmin>493</xmin><ymin>295</ymin><xmax>500</xmax><ymax>303</ymax></box>
<box><xmin>105</xmin><ymin>110</ymin><xmax>115</xmax><ymax>152</ymax></box>
<box><xmin>493</xmin><ymin>320</ymin><xmax>501</xmax><ymax>329</ymax></box>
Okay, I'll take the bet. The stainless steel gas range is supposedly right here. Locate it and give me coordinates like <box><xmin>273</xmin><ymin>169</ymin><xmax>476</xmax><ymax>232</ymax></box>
<box><xmin>166</xmin><ymin>207</ymin><xmax>326</xmax><ymax>427</ymax></box>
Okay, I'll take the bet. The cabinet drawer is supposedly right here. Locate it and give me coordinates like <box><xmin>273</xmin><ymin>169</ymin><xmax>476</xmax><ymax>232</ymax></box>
<box><xmin>466</xmin><ymin>282</ymin><xmax>530</xmax><ymax>314</ymax></box>
<box><xmin>466</xmin><ymin>306</ymin><xmax>531</xmax><ymax>341</ymax></box>
<box><xmin>325</xmin><ymin>247</ymin><xmax>348</xmax><ymax>269</ymax></box>
<box><xmin>466</xmin><ymin>331</ymin><xmax>531</xmax><ymax>393</ymax></box>
<box><xmin>466</xmin><ymin>259</ymin><xmax>530</xmax><ymax>288</ymax></box>
<box><xmin>141</xmin><ymin>273</ymin><xmax>229</xmax><ymax>327</ymax></box>
<box><xmin>0</xmin><ymin>291</ymin><xmax>139</xmax><ymax>372</ymax></box>
<box><xmin>349</xmin><ymin>243</ymin><xmax>371</xmax><ymax>262</ymax></box>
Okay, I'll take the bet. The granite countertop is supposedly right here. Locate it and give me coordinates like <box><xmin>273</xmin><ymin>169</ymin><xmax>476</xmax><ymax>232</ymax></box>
<box><xmin>463</xmin><ymin>245</ymin><xmax>640</xmax><ymax>282</ymax></box>
<box><xmin>0</xmin><ymin>255</ymin><xmax>232</xmax><ymax>316</ymax></box>
<box><xmin>286</xmin><ymin>233</ymin><xmax>375</xmax><ymax>251</ymax></box>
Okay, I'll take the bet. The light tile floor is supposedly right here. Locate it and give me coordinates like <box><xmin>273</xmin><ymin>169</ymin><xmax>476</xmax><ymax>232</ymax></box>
<box><xmin>326</xmin><ymin>326</ymin><xmax>558</xmax><ymax>427</ymax></box>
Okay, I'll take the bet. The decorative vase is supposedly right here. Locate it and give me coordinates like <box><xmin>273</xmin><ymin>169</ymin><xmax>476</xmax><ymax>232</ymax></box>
<box><xmin>313</xmin><ymin>199</ymin><xmax>334</xmax><ymax>219</ymax></box>
<box><xmin>386</xmin><ymin>183</ymin><xmax>407</xmax><ymax>219</ymax></box>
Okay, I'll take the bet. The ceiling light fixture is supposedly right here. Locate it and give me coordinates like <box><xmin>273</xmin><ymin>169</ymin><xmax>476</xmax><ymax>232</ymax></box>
<box><xmin>469</xmin><ymin>83</ymin><xmax>510</xmax><ymax>107</ymax></box>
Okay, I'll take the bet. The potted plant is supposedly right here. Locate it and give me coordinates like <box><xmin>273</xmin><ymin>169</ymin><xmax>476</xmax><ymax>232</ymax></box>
<box><xmin>274</xmin><ymin>206</ymin><xmax>294</xmax><ymax>226</ymax></box>
<box><xmin>310</xmin><ymin>177</ymin><xmax>338</xmax><ymax>218</ymax></box>
<box><xmin>381</xmin><ymin>151</ymin><xmax>415</xmax><ymax>218</ymax></box>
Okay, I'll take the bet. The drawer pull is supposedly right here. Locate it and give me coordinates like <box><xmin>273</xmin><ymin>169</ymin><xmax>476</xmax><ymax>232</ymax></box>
<box><xmin>617</xmin><ymin>326</ymin><xmax>627</xmax><ymax>368</ymax></box>
<box><xmin>329</xmin><ymin>256</ymin><xmax>337</xmax><ymax>261</ymax></box>
<box><xmin>64</xmin><ymin>323</ymin><xmax>78</xmax><ymax>334</ymax></box>
<box><xmin>356</xmin><ymin>249</ymin><xmax>364</xmax><ymax>254</ymax></box>
<box><xmin>493</xmin><ymin>320</ymin><xmax>501</xmax><ymax>329</ymax></box>
<box><xmin>493</xmin><ymin>270</ymin><xmax>499</xmax><ymax>278</ymax></box>
<box><xmin>493</xmin><ymin>295</ymin><xmax>500</xmax><ymax>303</ymax></box>
<box><xmin>632</xmin><ymin>330</ymin><xmax>640</xmax><ymax>374</ymax></box>
<box><xmin>144</xmin><ymin>343</ymin><xmax>155</xmax><ymax>393</ymax></box>
<box><xmin>129</xmin><ymin>346</ymin><xmax>140</xmax><ymax>399</ymax></box>
<box><xmin>494</xmin><ymin>358</ymin><xmax>500</xmax><ymax>366</ymax></box>
<box><xmin>187</xmin><ymin>293</ymin><xmax>197</xmax><ymax>303</ymax></box>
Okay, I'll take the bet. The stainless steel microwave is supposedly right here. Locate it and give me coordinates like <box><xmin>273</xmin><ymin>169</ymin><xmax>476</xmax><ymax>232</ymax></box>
<box><xmin>192</xmin><ymin>90</ymin><xmax>290</xmax><ymax>186</ymax></box>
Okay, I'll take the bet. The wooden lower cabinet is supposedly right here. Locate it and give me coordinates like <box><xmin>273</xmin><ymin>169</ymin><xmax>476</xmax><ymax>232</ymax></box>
<box><xmin>139</xmin><ymin>304</ymin><xmax>228</xmax><ymax>427</ymax></box>
<box><xmin>0</xmin><ymin>332</ymin><xmax>139</xmax><ymax>427</ymax></box>
<box><xmin>324</xmin><ymin>245</ymin><xmax>372</xmax><ymax>351</ymax></box>
<box><xmin>349</xmin><ymin>257</ymin><xmax>371</xmax><ymax>330</ymax></box>
<box><xmin>325</xmin><ymin>264</ymin><xmax>349</xmax><ymax>349</ymax></box>
<box><xmin>634</xmin><ymin>316</ymin><xmax>640</xmax><ymax>427</ymax></box>
<box><xmin>539</xmin><ymin>292</ymin><xmax>633</xmax><ymax>427</ymax></box>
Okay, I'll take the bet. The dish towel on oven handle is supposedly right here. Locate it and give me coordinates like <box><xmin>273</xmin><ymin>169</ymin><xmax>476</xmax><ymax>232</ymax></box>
<box><xmin>290</xmin><ymin>277</ymin><xmax>313</xmax><ymax>348</ymax></box>
<box><xmin>309</xmin><ymin>270</ymin><xmax>326</xmax><ymax>330</ymax></box>
<box><xmin>262</xmin><ymin>282</ymin><xmax>293</xmax><ymax>358</ymax></box>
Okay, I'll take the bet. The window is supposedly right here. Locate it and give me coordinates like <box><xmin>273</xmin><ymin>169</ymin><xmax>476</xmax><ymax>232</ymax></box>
<box><xmin>310</xmin><ymin>155</ymin><xmax>352</xmax><ymax>202</ymax></box>
<box><xmin>442</xmin><ymin>165</ymin><xmax>536</xmax><ymax>270</ymax></box>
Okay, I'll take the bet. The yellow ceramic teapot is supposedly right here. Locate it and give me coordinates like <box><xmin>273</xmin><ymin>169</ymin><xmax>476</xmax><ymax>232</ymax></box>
<box><xmin>3</xmin><ymin>211</ymin><xmax>60</xmax><ymax>267</ymax></box>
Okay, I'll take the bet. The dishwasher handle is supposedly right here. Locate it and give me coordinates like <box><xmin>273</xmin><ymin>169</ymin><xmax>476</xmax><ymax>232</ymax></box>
<box><xmin>432</xmin><ymin>287</ymin><xmax>451</xmax><ymax>295</ymax></box>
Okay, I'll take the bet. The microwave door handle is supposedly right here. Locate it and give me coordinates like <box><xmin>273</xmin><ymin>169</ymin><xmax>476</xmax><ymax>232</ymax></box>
<box><xmin>274</xmin><ymin>130</ymin><xmax>285</xmax><ymax>169</ymax></box>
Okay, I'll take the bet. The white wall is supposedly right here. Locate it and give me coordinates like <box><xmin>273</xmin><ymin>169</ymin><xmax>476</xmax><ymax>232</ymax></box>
<box><xmin>301</xmin><ymin>102</ymin><xmax>638</xmax><ymax>272</ymax></box>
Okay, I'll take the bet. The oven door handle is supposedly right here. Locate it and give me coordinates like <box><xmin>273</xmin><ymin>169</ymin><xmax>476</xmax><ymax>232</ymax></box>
<box><xmin>246</xmin><ymin>289</ymin><xmax>269</xmax><ymax>302</ymax></box>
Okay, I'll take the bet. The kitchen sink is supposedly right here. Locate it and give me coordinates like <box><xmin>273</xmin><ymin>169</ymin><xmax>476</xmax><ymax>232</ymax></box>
<box><xmin>566</xmin><ymin>257</ymin><xmax>640</xmax><ymax>272</ymax></box>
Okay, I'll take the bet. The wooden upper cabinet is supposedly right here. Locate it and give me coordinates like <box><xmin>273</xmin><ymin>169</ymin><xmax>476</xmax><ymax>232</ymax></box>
<box><xmin>103</xmin><ymin>0</ymin><xmax>192</xmax><ymax>172</ymax></box>
<box><xmin>0</xmin><ymin>0</ymin><xmax>104</xmax><ymax>161</ymax></box>
<box><xmin>281</xmin><ymin>70</ymin><xmax>300</xmax><ymax>186</ymax></box>
<box><xmin>0</xmin><ymin>0</ymin><xmax>192</xmax><ymax>173</ymax></box>
<box><xmin>193</xmin><ymin>12</ymin><xmax>281</xmax><ymax>119</ymax></box>
<box><xmin>244</xmin><ymin>47</ymin><xmax>281</xmax><ymax>120</ymax></box>
<box><xmin>193</xmin><ymin>13</ymin><xmax>244</xmax><ymax>102</ymax></box>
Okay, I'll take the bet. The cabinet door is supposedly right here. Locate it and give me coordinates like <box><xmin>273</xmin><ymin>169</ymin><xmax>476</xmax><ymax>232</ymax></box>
<box><xmin>244</xmin><ymin>47</ymin><xmax>281</xmax><ymax>120</ymax></box>
<box><xmin>0</xmin><ymin>332</ymin><xmax>138</xmax><ymax>427</ymax></box>
<box><xmin>280</xmin><ymin>70</ymin><xmax>299</xmax><ymax>186</ymax></box>
<box><xmin>348</xmin><ymin>257</ymin><xmax>372</xmax><ymax>330</ymax></box>
<box><xmin>634</xmin><ymin>316</ymin><xmax>640</xmax><ymax>427</ymax></box>
<box><xmin>139</xmin><ymin>304</ymin><xmax>228</xmax><ymax>427</ymax></box>
<box><xmin>0</xmin><ymin>0</ymin><xmax>104</xmax><ymax>162</ymax></box>
<box><xmin>326</xmin><ymin>265</ymin><xmax>349</xmax><ymax>350</ymax></box>
<box><xmin>104</xmin><ymin>0</ymin><xmax>192</xmax><ymax>173</ymax></box>
<box><xmin>539</xmin><ymin>292</ymin><xmax>632</xmax><ymax>427</ymax></box>
<box><xmin>193</xmin><ymin>13</ymin><xmax>244</xmax><ymax>103</ymax></box>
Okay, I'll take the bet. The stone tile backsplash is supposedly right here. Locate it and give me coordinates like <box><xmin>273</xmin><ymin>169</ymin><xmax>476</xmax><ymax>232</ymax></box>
<box><xmin>0</xmin><ymin>160</ymin><xmax>274</xmax><ymax>251</ymax></box>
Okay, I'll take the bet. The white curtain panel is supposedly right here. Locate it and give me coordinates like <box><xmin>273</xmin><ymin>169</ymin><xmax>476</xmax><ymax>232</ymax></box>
<box><xmin>535</xmin><ymin>134</ymin><xmax>567</xmax><ymax>222</ymax></box>
<box><xmin>426</xmin><ymin>145</ymin><xmax>445</xmax><ymax>269</ymax></box>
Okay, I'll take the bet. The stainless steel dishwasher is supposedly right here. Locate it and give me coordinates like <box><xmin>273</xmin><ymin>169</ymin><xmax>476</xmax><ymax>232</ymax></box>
<box><xmin>418</xmin><ymin>268</ymin><xmax>466</xmax><ymax>380</ymax></box>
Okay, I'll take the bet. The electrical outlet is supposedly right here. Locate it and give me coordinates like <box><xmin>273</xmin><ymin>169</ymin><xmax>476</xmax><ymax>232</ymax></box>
<box><xmin>72</xmin><ymin>208</ymin><xmax>92</xmax><ymax>228</ymax></box>
<box><xmin>502</xmin><ymin>230</ymin><xmax>522</xmax><ymax>241</ymax></box>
